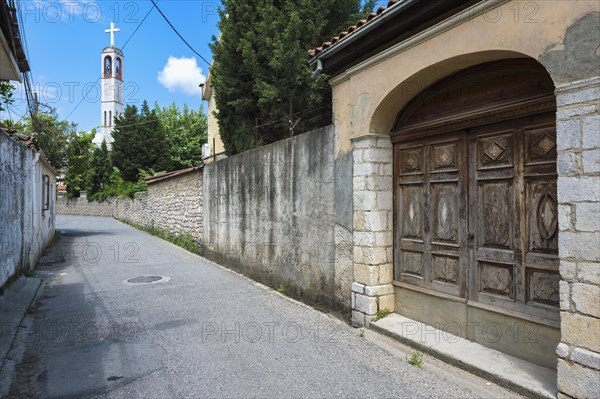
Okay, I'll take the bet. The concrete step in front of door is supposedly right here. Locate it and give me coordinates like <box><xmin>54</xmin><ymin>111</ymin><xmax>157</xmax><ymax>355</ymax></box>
<box><xmin>371</xmin><ymin>314</ymin><xmax>557</xmax><ymax>399</ymax></box>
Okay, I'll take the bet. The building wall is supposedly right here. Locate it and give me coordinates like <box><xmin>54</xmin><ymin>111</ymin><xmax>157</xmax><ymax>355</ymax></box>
<box><xmin>0</xmin><ymin>131</ymin><xmax>56</xmax><ymax>288</ymax></box>
<box><xmin>330</xmin><ymin>1</ymin><xmax>599</xmax><ymax>142</ymax></box>
<box><xmin>323</xmin><ymin>1</ymin><xmax>599</xmax><ymax>397</ymax></box>
<box><xmin>203</xmin><ymin>86</ymin><xmax>226</xmax><ymax>163</ymax></box>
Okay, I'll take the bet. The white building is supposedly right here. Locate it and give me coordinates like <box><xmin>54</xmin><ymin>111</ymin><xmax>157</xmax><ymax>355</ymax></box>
<box><xmin>93</xmin><ymin>22</ymin><xmax>124</xmax><ymax>147</ymax></box>
<box><xmin>0</xmin><ymin>128</ymin><xmax>57</xmax><ymax>287</ymax></box>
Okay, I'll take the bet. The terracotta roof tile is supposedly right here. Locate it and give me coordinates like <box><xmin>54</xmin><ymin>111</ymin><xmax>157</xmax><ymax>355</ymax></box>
<box><xmin>1</xmin><ymin>127</ymin><xmax>58</xmax><ymax>173</ymax></box>
<box><xmin>308</xmin><ymin>0</ymin><xmax>401</xmax><ymax>58</ymax></box>
<box><xmin>1</xmin><ymin>127</ymin><xmax>40</xmax><ymax>151</ymax></box>
<box><xmin>145</xmin><ymin>166</ymin><xmax>203</xmax><ymax>185</ymax></box>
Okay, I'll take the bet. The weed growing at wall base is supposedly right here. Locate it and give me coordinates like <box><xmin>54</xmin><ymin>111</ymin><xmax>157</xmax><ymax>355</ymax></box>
<box><xmin>119</xmin><ymin>219</ymin><xmax>201</xmax><ymax>256</ymax></box>
<box><xmin>407</xmin><ymin>351</ymin><xmax>424</xmax><ymax>369</ymax></box>
<box><xmin>372</xmin><ymin>308</ymin><xmax>390</xmax><ymax>322</ymax></box>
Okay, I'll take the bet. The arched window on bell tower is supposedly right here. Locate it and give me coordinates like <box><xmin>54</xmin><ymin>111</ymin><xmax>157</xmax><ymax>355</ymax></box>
<box><xmin>104</xmin><ymin>56</ymin><xmax>112</xmax><ymax>78</ymax></box>
<box><xmin>116</xmin><ymin>57</ymin><xmax>122</xmax><ymax>80</ymax></box>
<box><xmin>104</xmin><ymin>111</ymin><xmax>107</xmax><ymax>126</ymax></box>
<box><xmin>109</xmin><ymin>111</ymin><xmax>112</xmax><ymax>126</ymax></box>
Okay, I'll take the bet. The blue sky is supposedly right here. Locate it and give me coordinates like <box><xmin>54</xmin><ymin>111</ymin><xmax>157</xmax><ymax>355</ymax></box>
<box><xmin>6</xmin><ymin>0</ymin><xmax>384</xmax><ymax>132</ymax></box>
<box><xmin>7</xmin><ymin>0</ymin><xmax>220</xmax><ymax>131</ymax></box>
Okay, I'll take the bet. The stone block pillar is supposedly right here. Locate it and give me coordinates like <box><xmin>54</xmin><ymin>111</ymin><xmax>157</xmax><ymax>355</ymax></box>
<box><xmin>555</xmin><ymin>77</ymin><xmax>600</xmax><ymax>399</ymax></box>
<box><xmin>351</xmin><ymin>134</ymin><xmax>394</xmax><ymax>327</ymax></box>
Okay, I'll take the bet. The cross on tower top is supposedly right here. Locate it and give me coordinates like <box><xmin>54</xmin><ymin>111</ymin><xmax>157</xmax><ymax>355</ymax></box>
<box><xmin>105</xmin><ymin>22</ymin><xmax>120</xmax><ymax>47</ymax></box>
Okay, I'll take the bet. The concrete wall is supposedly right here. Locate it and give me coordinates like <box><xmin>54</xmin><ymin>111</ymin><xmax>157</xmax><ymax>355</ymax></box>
<box><xmin>57</xmin><ymin>168</ymin><xmax>203</xmax><ymax>244</ymax></box>
<box><xmin>202</xmin><ymin>126</ymin><xmax>349</xmax><ymax>311</ymax></box>
<box><xmin>0</xmin><ymin>131</ymin><xmax>56</xmax><ymax>288</ymax></box>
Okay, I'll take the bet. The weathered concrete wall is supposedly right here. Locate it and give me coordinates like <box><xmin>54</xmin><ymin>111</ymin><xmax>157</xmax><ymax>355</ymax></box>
<box><xmin>1</xmin><ymin>132</ymin><xmax>29</xmax><ymax>287</ymax></box>
<box><xmin>57</xmin><ymin>169</ymin><xmax>203</xmax><ymax>244</ymax></box>
<box><xmin>1</xmin><ymin>131</ymin><xmax>56</xmax><ymax>288</ymax></box>
<box><xmin>202</xmin><ymin>126</ymin><xmax>348</xmax><ymax>311</ymax></box>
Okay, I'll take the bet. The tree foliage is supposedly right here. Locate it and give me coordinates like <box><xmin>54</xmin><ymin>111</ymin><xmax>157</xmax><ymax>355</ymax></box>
<box><xmin>0</xmin><ymin>82</ymin><xmax>15</xmax><ymax>113</ymax></box>
<box><xmin>154</xmin><ymin>102</ymin><xmax>208</xmax><ymax>170</ymax></box>
<box><xmin>210</xmin><ymin>0</ymin><xmax>375</xmax><ymax>155</ymax></box>
<box><xmin>87</xmin><ymin>138</ymin><xmax>112</xmax><ymax>198</ymax></box>
<box><xmin>23</xmin><ymin>112</ymin><xmax>77</xmax><ymax>170</ymax></box>
<box><xmin>111</xmin><ymin>101</ymin><xmax>169</xmax><ymax>182</ymax></box>
<box><xmin>63</xmin><ymin>130</ymin><xmax>95</xmax><ymax>197</ymax></box>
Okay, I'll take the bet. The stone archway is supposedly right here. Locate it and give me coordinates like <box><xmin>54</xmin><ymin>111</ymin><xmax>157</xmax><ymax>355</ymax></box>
<box><xmin>391</xmin><ymin>59</ymin><xmax>559</xmax><ymax>368</ymax></box>
<box><xmin>343</xmin><ymin>8</ymin><xmax>600</xmax><ymax>397</ymax></box>
<box><xmin>351</xmin><ymin>55</ymin><xmax>562</xmax><ymax>366</ymax></box>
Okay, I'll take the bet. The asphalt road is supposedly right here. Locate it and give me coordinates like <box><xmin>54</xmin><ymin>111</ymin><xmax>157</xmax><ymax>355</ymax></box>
<box><xmin>5</xmin><ymin>216</ymin><xmax>521</xmax><ymax>398</ymax></box>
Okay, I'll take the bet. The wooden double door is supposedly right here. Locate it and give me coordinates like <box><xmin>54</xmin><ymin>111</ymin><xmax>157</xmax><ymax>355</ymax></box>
<box><xmin>394</xmin><ymin>112</ymin><xmax>560</xmax><ymax>322</ymax></box>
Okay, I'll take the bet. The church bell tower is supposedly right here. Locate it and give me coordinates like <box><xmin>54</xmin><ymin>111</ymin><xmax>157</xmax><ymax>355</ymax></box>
<box><xmin>94</xmin><ymin>22</ymin><xmax>124</xmax><ymax>147</ymax></box>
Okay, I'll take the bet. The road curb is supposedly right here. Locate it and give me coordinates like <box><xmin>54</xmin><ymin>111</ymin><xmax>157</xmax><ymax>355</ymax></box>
<box><xmin>0</xmin><ymin>276</ymin><xmax>42</xmax><ymax>371</ymax></box>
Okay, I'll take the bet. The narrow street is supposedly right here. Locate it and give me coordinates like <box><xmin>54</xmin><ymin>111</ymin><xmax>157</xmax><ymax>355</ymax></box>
<box><xmin>5</xmin><ymin>216</ymin><xmax>520</xmax><ymax>398</ymax></box>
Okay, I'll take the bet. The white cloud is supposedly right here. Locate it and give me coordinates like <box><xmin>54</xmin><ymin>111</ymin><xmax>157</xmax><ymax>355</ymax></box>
<box><xmin>157</xmin><ymin>56</ymin><xmax>206</xmax><ymax>97</ymax></box>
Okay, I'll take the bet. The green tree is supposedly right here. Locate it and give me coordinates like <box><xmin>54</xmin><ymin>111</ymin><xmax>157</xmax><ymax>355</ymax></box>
<box><xmin>112</xmin><ymin>101</ymin><xmax>169</xmax><ymax>181</ymax></box>
<box><xmin>0</xmin><ymin>119</ymin><xmax>26</xmax><ymax>131</ymax></box>
<box><xmin>210</xmin><ymin>0</ymin><xmax>375</xmax><ymax>155</ymax></box>
<box><xmin>87</xmin><ymin>138</ymin><xmax>112</xmax><ymax>198</ymax></box>
<box><xmin>63</xmin><ymin>130</ymin><xmax>94</xmax><ymax>197</ymax></box>
<box><xmin>0</xmin><ymin>82</ymin><xmax>15</xmax><ymax>113</ymax></box>
<box><xmin>154</xmin><ymin>102</ymin><xmax>208</xmax><ymax>170</ymax></box>
<box><xmin>23</xmin><ymin>111</ymin><xmax>77</xmax><ymax>170</ymax></box>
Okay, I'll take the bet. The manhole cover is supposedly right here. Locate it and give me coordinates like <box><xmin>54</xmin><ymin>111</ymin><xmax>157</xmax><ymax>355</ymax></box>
<box><xmin>128</xmin><ymin>275</ymin><xmax>162</xmax><ymax>284</ymax></box>
<box><xmin>124</xmin><ymin>275</ymin><xmax>171</xmax><ymax>285</ymax></box>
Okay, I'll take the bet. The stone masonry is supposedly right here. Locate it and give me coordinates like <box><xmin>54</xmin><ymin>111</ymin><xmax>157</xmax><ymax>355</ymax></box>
<box><xmin>57</xmin><ymin>168</ymin><xmax>203</xmax><ymax>244</ymax></box>
<box><xmin>351</xmin><ymin>134</ymin><xmax>394</xmax><ymax>327</ymax></box>
<box><xmin>555</xmin><ymin>77</ymin><xmax>600</xmax><ymax>399</ymax></box>
<box><xmin>146</xmin><ymin>170</ymin><xmax>203</xmax><ymax>244</ymax></box>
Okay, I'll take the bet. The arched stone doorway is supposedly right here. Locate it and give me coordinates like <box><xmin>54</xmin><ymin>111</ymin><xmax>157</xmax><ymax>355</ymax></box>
<box><xmin>391</xmin><ymin>59</ymin><xmax>559</xmax><ymax>368</ymax></box>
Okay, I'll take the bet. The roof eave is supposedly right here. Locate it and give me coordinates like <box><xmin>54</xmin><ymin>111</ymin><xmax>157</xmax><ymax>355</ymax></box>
<box><xmin>308</xmin><ymin>0</ymin><xmax>417</xmax><ymax>68</ymax></box>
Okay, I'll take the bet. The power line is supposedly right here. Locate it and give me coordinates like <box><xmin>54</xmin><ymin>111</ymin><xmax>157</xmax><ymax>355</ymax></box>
<box><xmin>65</xmin><ymin>2</ymin><xmax>158</xmax><ymax>121</ymax></box>
<box><xmin>150</xmin><ymin>0</ymin><xmax>211</xmax><ymax>67</ymax></box>
<box><xmin>121</xmin><ymin>2</ymin><xmax>157</xmax><ymax>50</ymax></box>
<box><xmin>112</xmin><ymin>118</ymin><xmax>160</xmax><ymax>129</ymax></box>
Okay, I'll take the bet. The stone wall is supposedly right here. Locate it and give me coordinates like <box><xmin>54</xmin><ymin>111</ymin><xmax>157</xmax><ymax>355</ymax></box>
<box><xmin>202</xmin><ymin>126</ymin><xmax>348</xmax><ymax>311</ymax></box>
<box><xmin>555</xmin><ymin>77</ymin><xmax>600</xmax><ymax>399</ymax></box>
<box><xmin>57</xmin><ymin>196</ymin><xmax>116</xmax><ymax>217</ymax></box>
<box><xmin>350</xmin><ymin>134</ymin><xmax>394</xmax><ymax>327</ymax></box>
<box><xmin>115</xmin><ymin>192</ymin><xmax>150</xmax><ymax>228</ymax></box>
<box><xmin>146</xmin><ymin>170</ymin><xmax>203</xmax><ymax>244</ymax></box>
<box><xmin>57</xmin><ymin>168</ymin><xmax>203</xmax><ymax>243</ymax></box>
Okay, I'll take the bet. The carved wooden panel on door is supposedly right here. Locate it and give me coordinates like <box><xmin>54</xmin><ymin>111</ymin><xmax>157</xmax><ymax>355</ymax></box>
<box><xmin>467</xmin><ymin>114</ymin><xmax>559</xmax><ymax>321</ymax></box>
<box><xmin>469</xmin><ymin>125</ymin><xmax>520</xmax><ymax>309</ymax></box>
<box><xmin>393</xmin><ymin>114</ymin><xmax>559</xmax><ymax>321</ymax></box>
<box><xmin>395</xmin><ymin>134</ymin><xmax>468</xmax><ymax>297</ymax></box>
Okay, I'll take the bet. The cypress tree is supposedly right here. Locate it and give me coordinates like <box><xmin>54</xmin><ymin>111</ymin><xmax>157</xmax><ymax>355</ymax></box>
<box><xmin>112</xmin><ymin>101</ymin><xmax>169</xmax><ymax>181</ymax></box>
<box><xmin>88</xmin><ymin>139</ymin><xmax>112</xmax><ymax>198</ymax></box>
<box><xmin>210</xmin><ymin>0</ymin><xmax>375</xmax><ymax>155</ymax></box>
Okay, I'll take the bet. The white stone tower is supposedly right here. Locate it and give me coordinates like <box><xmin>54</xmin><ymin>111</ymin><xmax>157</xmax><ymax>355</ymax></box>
<box><xmin>94</xmin><ymin>22</ymin><xmax>124</xmax><ymax>147</ymax></box>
